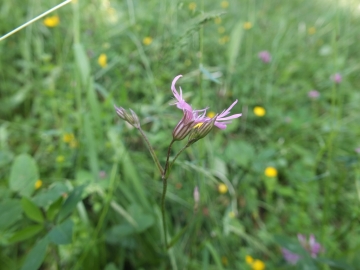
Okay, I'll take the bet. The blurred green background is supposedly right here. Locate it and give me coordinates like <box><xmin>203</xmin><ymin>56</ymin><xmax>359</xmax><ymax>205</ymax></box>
<box><xmin>1</xmin><ymin>0</ymin><xmax>360</xmax><ymax>269</ymax></box>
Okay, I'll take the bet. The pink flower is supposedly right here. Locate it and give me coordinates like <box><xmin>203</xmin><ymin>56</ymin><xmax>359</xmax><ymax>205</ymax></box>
<box><xmin>171</xmin><ymin>75</ymin><xmax>241</xmax><ymax>132</ymax></box>
<box><xmin>282</xmin><ymin>234</ymin><xmax>323</xmax><ymax>265</ymax></box>
<box><xmin>281</xmin><ymin>248</ymin><xmax>300</xmax><ymax>265</ymax></box>
<box><xmin>214</xmin><ymin>100</ymin><xmax>242</xmax><ymax>129</ymax></box>
<box><xmin>258</xmin><ymin>51</ymin><xmax>271</xmax><ymax>63</ymax></box>
<box><xmin>298</xmin><ymin>234</ymin><xmax>322</xmax><ymax>258</ymax></box>
<box><xmin>308</xmin><ymin>90</ymin><xmax>320</xmax><ymax>99</ymax></box>
<box><xmin>331</xmin><ymin>73</ymin><xmax>342</xmax><ymax>84</ymax></box>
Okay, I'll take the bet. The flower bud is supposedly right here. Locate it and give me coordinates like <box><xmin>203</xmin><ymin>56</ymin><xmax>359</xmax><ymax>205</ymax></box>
<box><xmin>172</xmin><ymin>110</ymin><xmax>195</xmax><ymax>141</ymax></box>
<box><xmin>187</xmin><ymin>115</ymin><xmax>217</xmax><ymax>146</ymax></box>
<box><xmin>114</xmin><ymin>105</ymin><xmax>141</xmax><ymax>128</ymax></box>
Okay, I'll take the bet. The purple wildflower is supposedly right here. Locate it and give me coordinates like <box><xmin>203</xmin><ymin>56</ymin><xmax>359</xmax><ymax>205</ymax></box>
<box><xmin>355</xmin><ymin>147</ymin><xmax>360</xmax><ymax>154</ymax></box>
<box><xmin>331</xmin><ymin>73</ymin><xmax>342</xmax><ymax>84</ymax></box>
<box><xmin>308</xmin><ymin>90</ymin><xmax>320</xmax><ymax>99</ymax></box>
<box><xmin>281</xmin><ymin>248</ymin><xmax>300</xmax><ymax>265</ymax></box>
<box><xmin>258</xmin><ymin>51</ymin><xmax>271</xmax><ymax>63</ymax></box>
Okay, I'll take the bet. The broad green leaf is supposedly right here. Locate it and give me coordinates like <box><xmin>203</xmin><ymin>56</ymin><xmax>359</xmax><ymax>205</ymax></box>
<box><xmin>129</xmin><ymin>204</ymin><xmax>155</xmax><ymax>232</ymax></box>
<box><xmin>57</xmin><ymin>185</ymin><xmax>86</xmax><ymax>222</ymax></box>
<box><xmin>48</xmin><ymin>219</ymin><xmax>73</xmax><ymax>245</ymax></box>
<box><xmin>0</xmin><ymin>199</ymin><xmax>22</xmax><ymax>230</ymax></box>
<box><xmin>21</xmin><ymin>197</ymin><xmax>44</xmax><ymax>223</ymax></box>
<box><xmin>8</xmin><ymin>224</ymin><xmax>44</xmax><ymax>243</ymax></box>
<box><xmin>32</xmin><ymin>182</ymin><xmax>69</xmax><ymax>208</ymax></box>
<box><xmin>105</xmin><ymin>224</ymin><xmax>135</xmax><ymax>244</ymax></box>
<box><xmin>46</xmin><ymin>196</ymin><xmax>64</xmax><ymax>221</ymax></box>
<box><xmin>21</xmin><ymin>237</ymin><xmax>49</xmax><ymax>270</ymax></box>
<box><xmin>9</xmin><ymin>154</ymin><xmax>39</xmax><ymax>196</ymax></box>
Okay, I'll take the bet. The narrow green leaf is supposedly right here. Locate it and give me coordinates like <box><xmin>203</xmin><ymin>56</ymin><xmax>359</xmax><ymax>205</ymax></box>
<box><xmin>9</xmin><ymin>154</ymin><xmax>39</xmax><ymax>196</ymax></box>
<box><xmin>21</xmin><ymin>197</ymin><xmax>44</xmax><ymax>223</ymax></box>
<box><xmin>73</xmin><ymin>43</ymin><xmax>90</xmax><ymax>86</ymax></box>
<box><xmin>84</xmin><ymin>115</ymin><xmax>99</xmax><ymax>179</ymax></box>
<box><xmin>57</xmin><ymin>185</ymin><xmax>86</xmax><ymax>222</ymax></box>
<box><xmin>205</xmin><ymin>242</ymin><xmax>224</xmax><ymax>270</ymax></box>
<box><xmin>227</xmin><ymin>20</ymin><xmax>244</xmax><ymax>74</ymax></box>
<box><xmin>200</xmin><ymin>65</ymin><xmax>221</xmax><ymax>84</ymax></box>
<box><xmin>48</xmin><ymin>219</ymin><xmax>73</xmax><ymax>245</ymax></box>
<box><xmin>8</xmin><ymin>224</ymin><xmax>44</xmax><ymax>243</ymax></box>
<box><xmin>0</xmin><ymin>199</ymin><xmax>22</xmax><ymax>230</ymax></box>
<box><xmin>21</xmin><ymin>237</ymin><xmax>49</xmax><ymax>270</ymax></box>
<box><xmin>167</xmin><ymin>225</ymin><xmax>188</xmax><ymax>249</ymax></box>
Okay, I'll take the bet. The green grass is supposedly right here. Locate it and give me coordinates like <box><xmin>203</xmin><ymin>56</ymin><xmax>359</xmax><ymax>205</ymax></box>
<box><xmin>1</xmin><ymin>0</ymin><xmax>360</xmax><ymax>269</ymax></box>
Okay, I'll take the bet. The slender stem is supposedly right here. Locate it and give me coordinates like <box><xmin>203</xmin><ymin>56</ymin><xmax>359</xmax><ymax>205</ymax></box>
<box><xmin>138</xmin><ymin>127</ymin><xmax>164</xmax><ymax>175</ymax></box>
<box><xmin>167</xmin><ymin>144</ymin><xmax>189</xmax><ymax>177</ymax></box>
<box><xmin>164</xmin><ymin>140</ymin><xmax>175</xmax><ymax>177</ymax></box>
<box><xmin>161</xmin><ymin>175</ymin><xmax>168</xmax><ymax>249</ymax></box>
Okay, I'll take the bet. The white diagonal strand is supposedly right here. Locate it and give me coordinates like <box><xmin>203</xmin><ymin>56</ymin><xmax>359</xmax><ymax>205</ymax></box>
<box><xmin>0</xmin><ymin>0</ymin><xmax>72</xmax><ymax>42</ymax></box>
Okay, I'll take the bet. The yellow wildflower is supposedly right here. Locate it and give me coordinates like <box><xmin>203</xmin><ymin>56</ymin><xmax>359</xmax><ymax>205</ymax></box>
<box><xmin>219</xmin><ymin>35</ymin><xmax>230</xmax><ymax>45</ymax></box>
<box><xmin>98</xmin><ymin>53</ymin><xmax>107</xmax><ymax>68</ymax></box>
<box><xmin>246</xmin><ymin>255</ymin><xmax>254</xmax><ymax>264</ymax></box>
<box><xmin>35</xmin><ymin>180</ymin><xmax>43</xmax><ymax>190</ymax></box>
<box><xmin>56</xmin><ymin>155</ymin><xmax>65</xmax><ymax>163</ymax></box>
<box><xmin>308</xmin><ymin>27</ymin><xmax>316</xmax><ymax>35</ymax></box>
<box><xmin>221</xmin><ymin>1</ymin><xmax>229</xmax><ymax>8</ymax></box>
<box><xmin>63</xmin><ymin>133</ymin><xmax>75</xmax><ymax>143</ymax></box>
<box><xmin>69</xmin><ymin>139</ymin><xmax>78</xmax><ymax>148</ymax></box>
<box><xmin>253</xmin><ymin>106</ymin><xmax>266</xmax><ymax>117</ymax></box>
<box><xmin>252</xmin><ymin>259</ymin><xmax>266</xmax><ymax>270</ymax></box>
<box><xmin>207</xmin><ymin>111</ymin><xmax>216</xmax><ymax>118</ymax></box>
<box><xmin>43</xmin><ymin>15</ymin><xmax>60</xmax><ymax>28</ymax></box>
<box><xmin>189</xmin><ymin>2</ymin><xmax>196</xmax><ymax>11</ymax></box>
<box><xmin>228</xmin><ymin>211</ymin><xmax>235</xmax><ymax>218</ymax></box>
<box><xmin>218</xmin><ymin>26</ymin><xmax>226</xmax><ymax>34</ymax></box>
<box><xmin>214</xmin><ymin>17</ymin><xmax>222</xmax><ymax>25</ymax></box>
<box><xmin>184</xmin><ymin>59</ymin><xmax>192</xmax><ymax>66</ymax></box>
<box><xmin>143</xmin><ymin>37</ymin><xmax>153</xmax><ymax>46</ymax></box>
<box><xmin>243</xmin><ymin>22</ymin><xmax>253</xmax><ymax>30</ymax></box>
<box><xmin>221</xmin><ymin>256</ymin><xmax>228</xmax><ymax>266</ymax></box>
<box><xmin>264</xmin><ymin>167</ymin><xmax>277</xmax><ymax>177</ymax></box>
<box><xmin>246</xmin><ymin>256</ymin><xmax>266</xmax><ymax>270</ymax></box>
<box><xmin>218</xmin><ymin>183</ymin><xmax>228</xmax><ymax>194</ymax></box>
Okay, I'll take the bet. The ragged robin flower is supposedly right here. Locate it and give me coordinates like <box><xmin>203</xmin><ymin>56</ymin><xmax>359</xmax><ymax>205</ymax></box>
<box><xmin>114</xmin><ymin>106</ymin><xmax>141</xmax><ymax>128</ymax></box>
<box><xmin>171</xmin><ymin>75</ymin><xmax>241</xmax><ymax>142</ymax></box>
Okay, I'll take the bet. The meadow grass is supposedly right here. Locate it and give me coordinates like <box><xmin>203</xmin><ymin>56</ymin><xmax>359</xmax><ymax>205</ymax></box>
<box><xmin>1</xmin><ymin>0</ymin><xmax>360</xmax><ymax>269</ymax></box>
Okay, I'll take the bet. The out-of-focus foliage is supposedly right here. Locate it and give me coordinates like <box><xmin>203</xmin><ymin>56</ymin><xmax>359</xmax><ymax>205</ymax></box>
<box><xmin>1</xmin><ymin>0</ymin><xmax>360</xmax><ymax>269</ymax></box>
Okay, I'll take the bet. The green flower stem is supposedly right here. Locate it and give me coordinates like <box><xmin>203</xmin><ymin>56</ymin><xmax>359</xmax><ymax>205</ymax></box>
<box><xmin>138</xmin><ymin>127</ymin><xmax>164</xmax><ymax>175</ymax></box>
<box><xmin>161</xmin><ymin>175</ymin><xmax>168</xmax><ymax>249</ymax></box>
<box><xmin>164</xmin><ymin>140</ymin><xmax>175</xmax><ymax>177</ymax></box>
<box><xmin>167</xmin><ymin>144</ymin><xmax>189</xmax><ymax>177</ymax></box>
